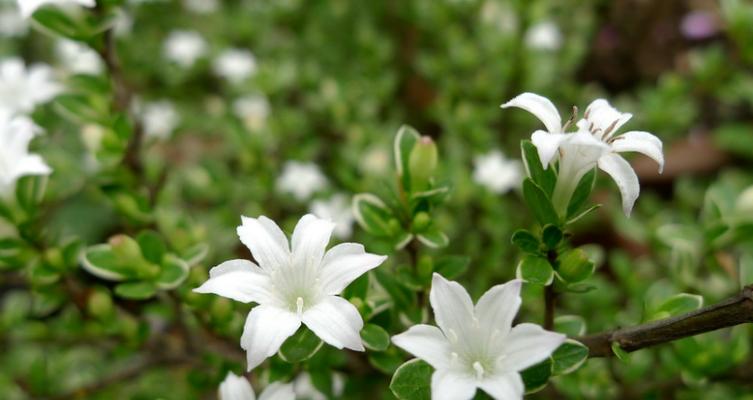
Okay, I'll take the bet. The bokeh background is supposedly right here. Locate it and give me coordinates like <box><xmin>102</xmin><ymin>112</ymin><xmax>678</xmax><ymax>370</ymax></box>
<box><xmin>1</xmin><ymin>0</ymin><xmax>753</xmax><ymax>398</ymax></box>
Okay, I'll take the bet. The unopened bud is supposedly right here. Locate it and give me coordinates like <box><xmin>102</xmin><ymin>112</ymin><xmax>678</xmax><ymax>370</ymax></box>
<box><xmin>408</xmin><ymin>136</ymin><xmax>438</xmax><ymax>191</ymax></box>
<box><xmin>412</xmin><ymin>212</ymin><xmax>431</xmax><ymax>232</ymax></box>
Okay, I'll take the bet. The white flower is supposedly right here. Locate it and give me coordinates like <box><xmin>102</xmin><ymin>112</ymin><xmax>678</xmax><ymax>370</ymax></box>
<box><xmin>525</xmin><ymin>21</ymin><xmax>562</xmax><ymax>50</ymax></box>
<box><xmin>233</xmin><ymin>95</ymin><xmax>270</xmax><ymax>131</ymax></box>
<box><xmin>472</xmin><ymin>150</ymin><xmax>523</xmax><ymax>194</ymax></box>
<box><xmin>0</xmin><ymin>8</ymin><xmax>27</xmax><ymax>37</ymax></box>
<box><xmin>502</xmin><ymin>92</ymin><xmax>664</xmax><ymax>216</ymax></box>
<box><xmin>293</xmin><ymin>372</ymin><xmax>345</xmax><ymax>400</ymax></box>
<box><xmin>311</xmin><ymin>194</ymin><xmax>354</xmax><ymax>239</ymax></box>
<box><xmin>0</xmin><ymin>57</ymin><xmax>61</xmax><ymax>114</ymax></box>
<box><xmin>16</xmin><ymin>0</ymin><xmax>95</xmax><ymax>18</ymax></box>
<box><xmin>214</xmin><ymin>49</ymin><xmax>257</xmax><ymax>83</ymax></box>
<box><xmin>183</xmin><ymin>0</ymin><xmax>218</xmax><ymax>14</ymax></box>
<box><xmin>194</xmin><ymin>214</ymin><xmax>387</xmax><ymax>371</ymax></box>
<box><xmin>277</xmin><ymin>161</ymin><xmax>328</xmax><ymax>201</ymax></box>
<box><xmin>218</xmin><ymin>372</ymin><xmax>294</xmax><ymax>400</ymax></box>
<box><xmin>0</xmin><ymin>110</ymin><xmax>52</xmax><ymax>195</ymax></box>
<box><xmin>392</xmin><ymin>274</ymin><xmax>565</xmax><ymax>400</ymax></box>
<box><xmin>56</xmin><ymin>39</ymin><xmax>103</xmax><ymax>75</ymax></box>
<box><xmin>479</xmin><ymin>1</ymin><xmax>516</xmax><ymax>33</ymax></box>
<box><xmin>141</xmin><ymin>100</ymin><xmax>179</xmax><ymax>140</ymax></box>
<box><xmin>163</xmin><ymin>30</ymin><xmax>207</xmax><ymax>68</ymax></box>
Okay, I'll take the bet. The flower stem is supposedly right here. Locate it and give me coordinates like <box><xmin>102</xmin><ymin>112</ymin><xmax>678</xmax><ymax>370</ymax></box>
<box><xmin>544</xmin><ymin>282</ymin><xmax>556</xmax><ymax>330</ymax></box>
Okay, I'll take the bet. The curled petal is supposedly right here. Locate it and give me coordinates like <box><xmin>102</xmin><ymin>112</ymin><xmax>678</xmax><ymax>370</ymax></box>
<box><xmin>392</xmin><ymin>324</ymin><xmax>451</xmax><ymax>369</ymax></box>
<box><xmin>611</xmin><ymin>131</ymin><xmax>664</xmax><ymax>173</ymax></box>
<box><xmin>583</xmin><ymin>99</ymin><xmax>632</xmax><ymax>137</ymax></box>
<box><xmin>501</xmin><ymin>92</ymin><xmax>562</xmax><ymax>134</ymax></box>
<box><xmin>497</xmin><ymin>323</ymin><xmax>566</xmax><ymax>372</ymax></box>
<box><xmin>241</xmin><ymin>305</ymin><xmax>301</xmax><ymax>371</ymax></box>
<box><xmin>319</xmin><ymin>243</ymin><xmax>387</xmax><ymax>295</ymax></box>
<box><xmin>302</xmin><ymin>296</ymin><xmax>364</xmax><ymax>351</ymax></box>
<box><xmin>598</xmin><ymin>153</ymin><xmax>640</xmax><ymax>216</ymax></box>
<box><xmin>530</xmin><ymin>130</ymin><xmax>566</xmax><ymax>169</ymax></box>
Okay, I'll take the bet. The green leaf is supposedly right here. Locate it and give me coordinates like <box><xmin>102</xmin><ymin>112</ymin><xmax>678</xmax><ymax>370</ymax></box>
<box><xmin>554</xmin><ymin>315</ymin><xmax>586</xmax><ymax>337</ymax></box>
<box><xmin>54</xmin><ymin>94</ymin><xmax>107</xmax><ymax>124</ymax></box>
<box><xmin>521</xmin><ymin>140</ymin><xmax>556</xmax><ymax>196</ymax></box>
<box><xmin>434</xmin><ymin>255</ymin><xmax>470</xmax><ymax>279</ymax></box>
<box><xmin>361</xmin><ymin>323</ymin><xmax>390</xmax><ymax>351</ymax></box>
<box><xmin>551</xmin><ymin>339</ymin><xmax>589</xmax><ymax>375</ymax></box>
<box><xmin>565</xmin><ymin>204</ymin><xmax>601</xmax><ymax>225</ymax></box>
<box><xmin>136</xmin><ymin>230</ymin><xmax>166</xmax><ymax>264</ymax></box>
<box><xmin>31</xmin><ymin>7</ymin><xmax>90</xmax><ymax>40</ymax></box>
<box><xmin>374</xmin><ymin>269</ymin><xmax>413</xmax><ymax>309</ymax></box>
<box><xmin>155</xmin><ymin>255</ymin><xmax>189</xmax><ymax>289</ymax></box>
<box><xmin>114</xmin><ymin>281</ymin><xmax>157</xmax><ymax>300</ymax></box>
<box><xmin>182</xmin><ymin>243</ymin><xmax>209</xmax><ymax>267</ymax></box>
<box><xmin>80</xmin><ymin>244</ymin><xmax>133</xmax><ymax>281</ymax></box>
<box><xmin>390</xmin><ymin>359</ymin><xmax>432</xmax><ymax>400</ymax></box>
<box><xmin>611</xmin><ymin>342</ymin><xmax>629</xmax><ymax>361</ymax></box>
<box><xmin>353</xmin><ymin>193</ymin><xmax>395</xmax><ymax>237</ymax></box>
<box><xmin>511</xmin><ymin>230</ymin><xmax>540</xmax><ymax>254</ymax></box>
<box><xmin>566</xmin><ymin>169</ymin><xmax>597</xmax><ymax>219</ymax></box>
<box><xmin>541</xmin><ymin>224</ymin><xmax>563</xmax><ymax>249</ymax></box>
<box><xmin>416</xmin><ymin>227</ymin><xmax>449</xmax><ymax>249</ymax></box>
<box><xmin>369</xmin><ymin>351</ymin><xmax>405</xmax><ymax>374</ymax></box>
<box><xmin>394</xmin><ymin>125</ymin><xmax>421</xmax><ymax>190</ymax></box>
<box><xmin>557</xmin><ymin>248</ymin><xmax>595</xmax><ymax>283</ymax></box>
<box><xmin>516</xmin><ymin>255</ymin><xmax>554</xmax><ymax>285</ymax></box>
<box><xmin>648</xmin><ymin>293</ymin><xmax>704</xmax><ymax>321</ymax></box>
<box><xmin>16</xmin><ymin>175</ymin><xmax>48</xmax><ymax>213</ymax></box>
<box><xmin>278</xmin><ymin>327</ymin><xmax>323</xmax><ymax>363</ymax></box>
<box><xmin>522</xmin><ymin>178</ymin><xmax>559</xmax><ymax>226</ymax></box>
<box><xmin>521</xmin><ymin>358</ymin><xmax>552</xmax><ymax>394</ymax></box>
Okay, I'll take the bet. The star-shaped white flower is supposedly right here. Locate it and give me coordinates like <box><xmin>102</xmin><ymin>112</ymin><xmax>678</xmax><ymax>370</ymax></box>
<box><xmin>194</xmin><ymin>214</ymin><xmax>387</xmax><ymax>371</ymax></box>
<box><xmin>392</xmin><ymin>274</ymin><xmax>565</xmax><ymax>400</ymax></box>
<box><xmin>502</xmin><ymin>92</ymin><xmax>664</xmax><ymax>216</ymax></box>
<box><xmin>277</xmin><ymin>161</ymin><xmax>328</xmax><ymax>201</ymax></box>
<box><xmin>163</xmin><ymin>30</ymin><xmax>207</xmax><ymax>68</ymax></box>
<box><xmin>0</xmin><ymin>111</ymin><xmax>52</xmax><ymax>196</ymax></box>
<box><xmin>0</xmin><ymin>57</ymin><xmax>61</xmax><ymax>115</ymax></box>
<box><xmin>472</xmin><ymin>150</ymin><xmax>523</xmax><ymax>194</ymax></box>
<box><xmin>16</xmin><ymin>0</ymin><xmax>95</xmax><ymax>18</ymax></box>
<box><xmin>311</xmin><ymin>194</ymin><xmax>355</xmax><ymax>239</ymax></box>
<box><xmin>218</xmin><ymin>372</ymin><xmax>294</xmax><ymax>400</ymax></box>
<box><xmin>214</xmin><ymin>49</ymin><xmax>258</xmax><ymax>84</ymax></box>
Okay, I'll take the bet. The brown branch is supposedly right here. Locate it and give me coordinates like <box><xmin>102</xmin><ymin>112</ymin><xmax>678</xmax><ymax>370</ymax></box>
<box><xmin>579</xmin><ymin>285</ymin><xmax>753</xmax><ymax>357</ymax></box>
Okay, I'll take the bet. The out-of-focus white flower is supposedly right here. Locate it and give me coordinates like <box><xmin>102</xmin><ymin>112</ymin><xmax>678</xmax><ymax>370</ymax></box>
<box><xmin>218</xmin><ymin>372</ymin><xmax>294</xmax><ymax>400</ymax></box>
<box><xmin>0</xmin><ymin>8</ymin><xmax>27</xmax><ymax>36</ymax></box>
<box><xmin>163</xmin><ymin>30</ymin><xmax>207</xmax><ymax>68</ymax></box>
<box><xmin>293</xmin><ymin>372</ymin><xmax>345</xmax><ymax>400</ymax></box>
<box><xmin>525</xmin><ymin>21</ymin><xmax>562</xmax><ymax>50</ymax></box>
<box><xmin>16</xmin><ymin>0</ymin><xmax>94</xmax><ymax>18</ymax></box>
<box><xmin>141</xmin><ymin>100</ymin><xmax>179</xmax><ymax>140</ymax></box>
<box><xmin>184</xmin><ymin>0</ymin><xmax>218</xmax><ymax>14</ymax></box>
<box><xmin>277</xmin><ymin>161</ymin><xmax>328</xmax><ymax>201</ymax></box>
<box><xmin>0</xmin><ymin>57</ymin><xmax>61</xmax><ymax>114</ymax></box>
<box><xmin>311</xmin><ymin>194</ymin><xmax>355</xmax><ymax>239</ymax></box>
<box><xmin>214</xmin><ymin>49</ymin><xmax>257</xmax><ymax>84</ymax></box>
<box><xmin>472</xmin><ymin>150</ymin><xmax>523</xmax><ymax>194</ymax></box>
<box><xmin>194</xmin><ymin>214</ymin><xmax>387</xmax><ymax>371</ymax></box>
<box><xmin>360</xmin><ymin>147</ymin><xmax>389</xmax><ymax>175</ymax></box>
<box><xmin>0</xmin><ymin>110</ymin><xmax>51</xmax><ymax>196</ymax></box>
<box><xmin>233</xmin><ymin>95</ymin><xmax>270</xmax><ymax>131</ymax></box>
<box><xmin>502</xmin><ymin>93</ymin><xmax>664</xmax><ymax>216</ymax></box>
<box><xmin>112</xmin><ymin>9</ymin><xmax>132</xmax><ymax>37</ymax></box>
<box><xmin>56</xmin><ymin>39</ymin><xmax>103</xmax><ymax>75</ymax></box>
<box><xmin>392</xmin><ymin>274</ymin><xmax>566</xmax><ymax>400</ymax></box>
<box><xmin>479</xmin><ymin>1</ymin><xmax>516</xmax><ymax>33</ymax></box>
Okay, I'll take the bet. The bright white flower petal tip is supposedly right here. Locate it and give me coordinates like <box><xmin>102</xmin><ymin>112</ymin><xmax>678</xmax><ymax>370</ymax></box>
<box><xmin>17</xmin><ymin>0</ymin><xmax>96</xmax><ymax>18</ymax></box>
<box><xmin>0</xmin><ymin>111</ymin><xmax>52</xmax><ymax>196</ymax></box>
<box><xmin>194</xmin><ymin>214</ymin><xmax>387</xmax><ymax>371</ymax></box>
<box><xmin>392</xmin><ymin>273</ymin><xmax>566</xmax><ymax>400</ymax></box>
<box><xmin>218</xmin><ymin>372</ymin><xmax>294</xmax><ymax>400</ymax></box>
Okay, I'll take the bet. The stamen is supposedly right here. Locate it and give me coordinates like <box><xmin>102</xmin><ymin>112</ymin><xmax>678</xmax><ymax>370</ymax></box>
<box><xmin>296</xmin><ymin>297</ymin><xmax>304</xmax><ymax>316</ymax></box>
<box><xmin>472</xmin><ymin>361</ymin><xmax>485</xmax><ymax>379</ymax></box>
<box><xmin>603</xmin><ymin>119</ymin><xmax>619</xmax><ymax>138</ymax></box>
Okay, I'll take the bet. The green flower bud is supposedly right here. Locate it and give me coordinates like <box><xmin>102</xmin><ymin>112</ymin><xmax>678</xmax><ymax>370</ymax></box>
<box><xmin>408</xmin><ymin>136</ymin><xmax>438</xmax><ymax>191</ymax></box>
<box><xmin>108</xmin><ymin>235</ymin><xmax>159</xmax><ymax>279</ymax></box>
<box><xmin>412</xmin><ymin>211</ymin><xmax>431</xmax><ymax>232</ymax></box>
<box><xmin>88</xmin><ymin>289</ymin><xmax>114</xmax><ymax>318</ymax></box>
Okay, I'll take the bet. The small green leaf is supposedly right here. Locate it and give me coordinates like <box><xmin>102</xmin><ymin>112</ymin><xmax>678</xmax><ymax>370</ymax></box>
<box><xmin>611</xmin><ymin>342</ymin><xmax>629</xmax><ymax>361</ymax></box>
<box><xmin>278</xmin><ymin>327</ymin><xmax>323</xmax><ymax>363</ymax></box>
<box><xmin>566</xmin><ymin>204</ymin><xmax>601</xmax><ymax>225</ymax></box>
<box><xmin>369</xmin><ymin>351</ymin><xmax>405</xmax><ymax>375</ymax></box>
<box><xmin>394</xmin><ymin>125</ymin><xmax>421</xmax><ymax>190</ymax></box>
<box><xmin>361</xmin><ymin>323</ymin><xmax>390</xmax><ymax>351</ymax></box>
<box><xmin>182</xmin><ymin>243</ymin><xmax>209</xmax><ymax>267</ymax></box>
<box><xmin>416</xmin><ymin>227</ymin><xmax>448</xmax><ymax>249</ymax></box>
<box><xmin>353</xmin><ymin>193</ymin><xmax>395</xmax><ymax>237</ymax></box>
<box><xmin>521</xmin><ymin>358</ymin><xmax>552</xmax><ymax>394</ymax></box>
<box><xmin>374</xmin><ymin>269</ymin><xmax>413</xmax><ymax>309</ymax></box>
<box><xmin>551</xmin><ymin>339</ymin><xmax>589</xmax><ymax>375</ymax></box>
<box><xmin>136</xmin><ymin>230</ymin><xmax>166</xmax><ymax>265</ymax></box>
<box><xmin>156</xmin><ymin>255</ymin><xmax>189</xmax><ymax>289</ymax></box>
<box><xmin>390</xmin><ymin>359</ymin><xmax>432</xmax><ymax>400</ymax></box>
<box><xmin>541</xmin><ymin>224</ymin><xmax>563</xmax><ymax>249</ymax></box>
<box><xmin>511</xmin><ymin>230</ymin><xmax>540</xmax><ymax>254</ymax></box>
<box><xmin>566</xmin><ymin>169</ymin><xmax>597</xmax><ymax>219</ymax></box>
<box><xmin>522</xmin><ymin>178</ymin><xmax>559</xmax><ymax>227</ymax></box>
<box><xmin>434</xmin><ymin>255</ymin><xmax>470</xmax><ymax>279</ymax></box>
<box><xmin>557</xmin><ymin>248</ymin><xmax>595</xmax><ymax>283</ymax></box>
<box><xmin>554</xmin><ymin>315</ymin><xmax>587</xmax><ymax>337</ymax></box>
<box><xmin>16</xmin><ymin>175</ymin><xmax>48</xmax><ymax>213</ymax></box>
<box><xmin>54</xmin><ymin>94</ymin><xmax>107</xmax><ymax>124</ymax></box>
<box><xmin>521</xmin><ymin>140</ymin><xmax>556</xmax><ymax>196</ymax></box>
<box><xmin>114</xmin><ymin>281</ymin><xmax>157</xmax><ymax>300</ymax></box>
<box><xmin>516</xmin><ymin>255</ymin><xmax>554</xmax><ymax>285</ymax></box>
<box><xmin>648</xmin><ymin>293</ymin><xmax>704</xmax><ymax>321</ymax></box>
<box><xmin>31</xmin><ymin>7</ymin><xmax>90</xmax><ymax>40</ymax></box>
<box><xmin>81</xmin><ymin>244</ymin><xmax>133</xmax><ymax>281</ymax></box>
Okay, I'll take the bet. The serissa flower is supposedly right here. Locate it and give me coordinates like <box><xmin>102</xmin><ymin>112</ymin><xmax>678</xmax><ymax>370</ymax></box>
<box><xmin>392</xmin><ymin>273</ymin><xmax>565</xmax><ymax>400</ymax></box>
<box><xmin>195</xmin><ymin>214</ymin><xmax>387</xmax><ymax>371</ymax></box>
<box><xmin>501</xmin><ymin>93</ymin><xmax>664</xmax><ymax>216</ymax></box>
<box><xmin>218</xmin><ymin>372</ymin><xmax>293</xmax><ymax>400</ymax></box>
<box><xmin>16</xmin><ymin>0</ymin><xmax>95</xmax><ymax>18</ymax></box>
<box><xmin>0</xmin><ymin>111</ymin><xmax>51</xmax><ymax>196</ymax></box>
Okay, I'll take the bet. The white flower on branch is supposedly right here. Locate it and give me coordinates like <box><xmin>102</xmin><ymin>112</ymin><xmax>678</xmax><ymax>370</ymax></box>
<box><xmin>472</xmin><ymin>150</ymin><xmax>523</xmax><ymax>194</ymax></box>
<box><xmin>16</xmin><ymin>0</ymin><xmax>94</xmax><ymax>18</ymax></box>
<box><xmin>164</xmin><ymin>30</ymin><xmax>207</xmax><ymax>68</ymax></box>
<box><xmin>311</xmin><ymin>193</ymin><xmax>355</xmax><ymax>239</ymax></box>
<box><xmin>0</xmin><ymin>110</ymin><xmax>51</xmax><ymax>195</ymax></box>
<box><xmin>502</xmin><ymin>92</ymin><xmax>664</xmax><ymax>216</ymax></box>
<box><xmin>233</xmin><ymin>94</ymin><xmax>270</xmax><ymax>132</ymax></box>
<box><xmin>56</xmin><ymin>39</ymin><xmax>103</xmax><ymax>75</ymax></box>
<box><xmin>194</xmin><ymin>214</ymin><xmax>387</xmax><ymax>371</ymax></box>
<box><xmin>277</xmin><ymin>161</ymin><xmax>328</xmax><ymax>201</ymax></box>
<box><xmin>0</xmin><ymin>8</ymin><xmax>27</xmax><ymax>37</ymax></box>
<box><xmin>392</xmin><ymin>274</ymin><xmax>565</xmax><ymax>400</ymax></box>
<box><xmin>214</xmin><ymin>49</ymin><xmax>257</xmax><ymax>84</ymax></box>
<box><xmin>525</xmin><ymin>21</ymin><xmax>562</xmax><ymax>51</ymax></box>
<box><xmin>140</xmin><ymin>100</ymin><xmax>179</xmax><ymax>140</ymax></box>
<box><xmin>218</xmin><ymin>372</ymin><xmax>294</xmax><ymax>400</ymax></box>
<box><xmin>0</xmin><ymin>57</ymin><xmax>61</xmax><ymax>115</ymax></box>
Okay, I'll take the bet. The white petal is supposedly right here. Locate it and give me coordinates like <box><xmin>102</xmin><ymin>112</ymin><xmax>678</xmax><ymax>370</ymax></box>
<box><xmin>193</xmin><ymin>259</ymin><xmax>276</xmax><ymax>304</ymax></box>
<box><xmin>611</xmin><ymin>131</ymin><xmax>664</xmax><ymax>173</ymax></box>
<box><xmin>431</xmin><ymin>370</ymin><xmax>477</xmax><ymax>400</ymax></box>
<box><xmin>597</xmin><ymin>153</ymin><xmax>640</xmax><ymax>216</ymax></box>
<box><xmin>530</xmin><ymin>130</ymin><xmax>566</xmax><ymax>169</ymax></box>
<box><xmin>301</xmin><ymin>296</ymin><xmax>364</xmax><ymax>351</ymax></box>
<box><xmin>319</xmin><ymin>243</ymin><xmax>387</xmax><ymax>295</ymax></box>
<box><xmin>501</xmin><ymin>92</ymin><xmax>562</xmax><ymax>134</ymax></box>
<box><xmin>391</xmin><ymin>324</ymin><xmax>451</xmax><ymax>369</ymax></box>
<box><xmin>429</xmin><ymin>273</ymin><xmax>474</xmax><ymax>339</ymax></box>
<box><xmin>258</xmin><ymin>382</ymin><xmax>295</xmax><ymax>400</ymax></box>
<box><xmin>15</xmin><ymin>155</ymin><xmax>52</xmax><ymax>178</ymax></box>
<box><xmin>583</xmin><ymin>99</ymin><xmax>632</xmax><ymax>137</ymax></box>
<box><xmin>237</xmin><ymin>216</ymin><xmax>290</xmax><ymax>272</ymax></box>
<box><xmin>475</xmin><ymin>280</ymin><xmax>522</xmax><ymax>338</ymax></box>
<box><xmin>497</xmin><ymin>323</ymin><xmax>566</xmax><ymax>372</ymax></box>
<box><xmin>241</xmin><ymin>305</ymin><xmax>301</xmax><ymax>371</ymax></box>
<box><xmin>478</xmin><ymin>372</ymin><xmax>524</xmax><ymax>400</ymax></box>
<box><xmin>291</xmin><ymin>214</ymin><xmax>335</xmax><ymax>275</ymax></box>
<box><xmin>218</xmin><ymin>372</ymin><xmax>256</xmax><ymax>400</ymax></box>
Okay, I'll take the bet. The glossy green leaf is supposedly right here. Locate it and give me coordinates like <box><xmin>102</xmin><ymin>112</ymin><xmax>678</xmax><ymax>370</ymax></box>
<box><xmin>557</xmin><ymin>248</ymin><xmax>595</xmax><ymax>283</ymax></box>
<box><xmin>155</xmin><ymin>255</ymin><xmax>189</xmax><ymax>289</ymax></box>
<box><xmin>516</xmin><ymin>255</ymin><xmax>554</xmax><ymax>285</ymax></box>
<box><xmin>511</xmin><ymin>229</ymin><xmax>540</xmax><ymax>254</ymax></box>
<box><xmin>389</xmin><ymin>359</ymin><xmax>432</xmax><ymax>400</ymax></box>
<box><xmin>522</xmin><ymin>178</ymin><xmax>559</xmax><ymax>227</ymax></box>
<box><xmin>521</xmin><ymin>358</ymin><xmax>552</xmax><ymax>394</ymax></box>
<box><xmin>278</xmin><ymin>327</ymin><xmax>323</xmax><ymax>363</ymax></box>
<box><xmin>361</xmin><ymin>323</ymin><xmax>390</xmax><ymax>351</ymax></box>
<box><xmin>114</xmin><ymin>281</ymin><xmax>157</xmax><ymax>300</ymax></box>
<box><xmin>541</xmin><ymin>224</ymin><xmax>563</xmax><ymax>249</ymax></box>
<box><xmin>394</xmin><ymin>125</ymin><xmax>421</xmax><ymax>190</ymax></box>
<box><xmin>136</xmin><ymin>230</ymin><xmax>166</xmax><ymax>265</ymax></box>
<box><xmin>566</xmin><ymin>168</ymin><xmax>597</xmax><ymax>219</ymax></box>
<box><xmin>353</xmin><ymin>193</ymin><xmax>395</xmax><ymax>237</ymax></box>
<box><xmin>434</xmin><ymin>255</ymin><xmax>470</xmax><ymax>279</ymax></box>
<box><xmin>521</xmin><ymin>140</ymin><xmax>556</xmax><ymax>196</ymax></box>
<box><xmin>551</xmin><ymin>339</ymin><xmax>589</xmax><ymax>375</ymax></box>
<box><xmin>648</xmin><ymin>293</ymin><xmax>704</xmax><ymax>321</ymax></box>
